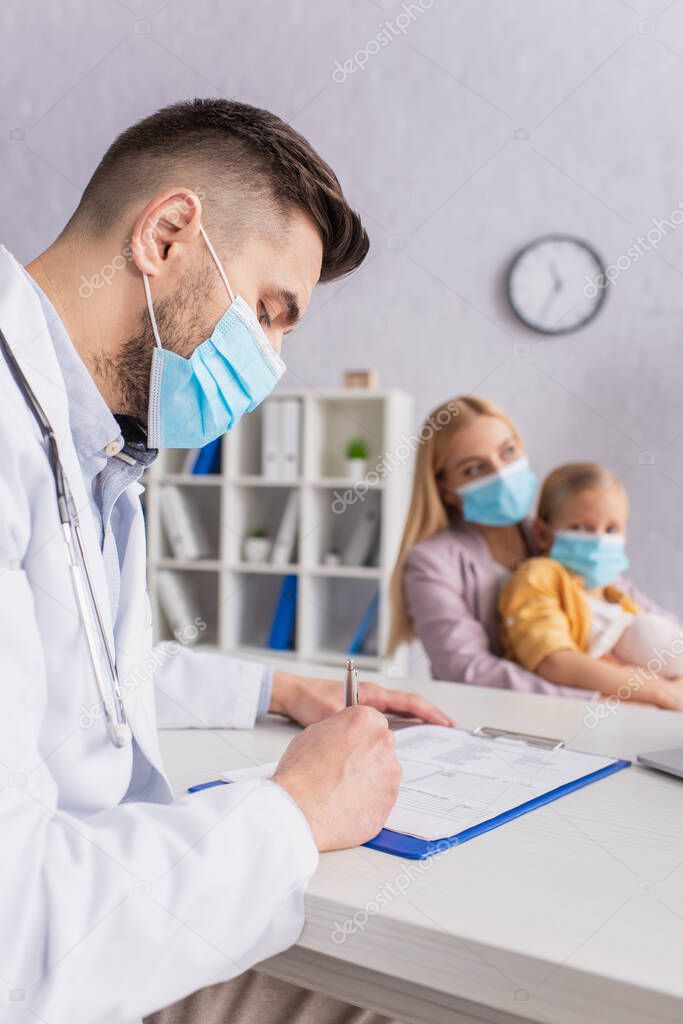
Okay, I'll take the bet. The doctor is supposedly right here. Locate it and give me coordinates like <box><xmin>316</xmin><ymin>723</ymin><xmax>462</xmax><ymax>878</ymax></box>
<box><xmin>0</xmin><ymin>98</ymin><xmax>450</xmax><ymax>1024</ymax></box>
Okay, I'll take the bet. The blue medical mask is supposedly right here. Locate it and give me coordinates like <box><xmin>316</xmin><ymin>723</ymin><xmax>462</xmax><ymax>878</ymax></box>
<box><xmin>456</xmin><ymin>456</ymin><xmax>538</xmax><ymax>527</ymax></box>
<box><xmin>144</xmin><ymin>225</ymin><xmax>285</xmax><ymax>449</ymax></box>
<box><xmin>549</xmin><ymin>530</ymin><xmax>630</xmax><ymax>589</ymax></box>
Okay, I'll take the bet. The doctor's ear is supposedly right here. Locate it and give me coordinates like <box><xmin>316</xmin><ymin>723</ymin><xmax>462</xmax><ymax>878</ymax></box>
<box><xmin>130</xmin><ymin>188</ymin><xmax>203</xmax><ymax>277</ymax></box>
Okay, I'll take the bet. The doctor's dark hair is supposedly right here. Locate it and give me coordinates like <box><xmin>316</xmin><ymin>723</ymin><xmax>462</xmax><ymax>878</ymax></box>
<box><xmin>65</xmin><ymin>98</ymin><xmax>369</xmax><ymax>283</ymax></box>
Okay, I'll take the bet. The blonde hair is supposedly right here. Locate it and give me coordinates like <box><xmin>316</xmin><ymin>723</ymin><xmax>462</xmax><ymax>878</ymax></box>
<box><xmin>387</xmin><ymin>395</ymin><xmax>519</xmax><ymax>654</ymax></box>
<box><xmin>537</xmin><ymin>462</ymin><xmax>624</xmax><ymax>525</ymax></box>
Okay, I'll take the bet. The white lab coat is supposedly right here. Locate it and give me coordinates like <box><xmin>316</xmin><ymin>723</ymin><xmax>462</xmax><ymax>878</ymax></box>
<box><xmin>0</xmin><ymin>247</ymin><xmax>318</xmax><ymax>1023</ymax></box>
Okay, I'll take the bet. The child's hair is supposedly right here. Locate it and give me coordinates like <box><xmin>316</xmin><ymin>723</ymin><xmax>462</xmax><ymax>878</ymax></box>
<box><xmin>537</xmin><ymin>462</ymin><xmax>624</xmax><ymax>525</ymax></box>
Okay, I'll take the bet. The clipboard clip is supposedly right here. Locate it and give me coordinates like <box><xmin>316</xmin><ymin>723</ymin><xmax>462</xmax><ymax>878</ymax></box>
<box><xmin>473</xmin><ymin>726</ymin><xmax>565</xmax><ymax>751</ymax></box>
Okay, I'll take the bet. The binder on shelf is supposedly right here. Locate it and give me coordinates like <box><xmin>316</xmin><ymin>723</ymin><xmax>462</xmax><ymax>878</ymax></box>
<box><xmin>261</xmin><ymin>400</ymin><xmax>281</xmax><ymax>479</ymax></box>
<box><xmin>280</xmin><ymin>399</ymin><xmax>301</xmax><ymax>481</ymax></box>
<box><xmin>260</xmin><ymin>399</ymin><xmax>301</xmax><ymax>480</ymax></box>
<box><xmin>342</xmin><ymin>507</ymin><xmax>379</xmax><ymax>567</ymax></box>
<box><xmin>270</xmin><ymin>490</ymin><xmax>298</xmax><ymax>565</ymax></box>
<box><xmin>157</xmin><ymin>571</ymin><xmax>202</xmax><ymax>642</ymax></box>
<box><xmin>348</xmin><ymin>591</ymin><xmax>379</xmax><ymax>655</ymax></box>
<box><xmin>160</xmin><ymin>485</ymin><xmax>213</xmax><ymax>561</ymax></box>
<box><xmin>191</xmin><ymin>438</ymin><xmax>222</xmax><ymax>475</ymax></box>
<box><xmin>268</xmin><ymin>574</ymin><xmax>297</xmax><ymax>650</ymax></box>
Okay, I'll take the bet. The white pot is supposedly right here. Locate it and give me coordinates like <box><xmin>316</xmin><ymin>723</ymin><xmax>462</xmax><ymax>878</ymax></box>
<box><xmin>346</xmin><ymin>457</ymin><xmax>367</xmax><ymax>481</ymax></box>
<box><xmin>243</xmin><ymin>536</ymin><xmax>271</xmax><ymax>563</ymax></box>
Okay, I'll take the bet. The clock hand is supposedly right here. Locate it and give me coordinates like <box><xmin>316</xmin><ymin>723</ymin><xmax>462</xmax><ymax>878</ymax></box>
<box><xmin>537</xmin><ymin>283</ymin><xmax>559</xmax><ymax>322</ymax></box>
<box><xmin>548</xmin><ymin>260</ymin><xmax>563</xmax><ymax>292</ymax></box>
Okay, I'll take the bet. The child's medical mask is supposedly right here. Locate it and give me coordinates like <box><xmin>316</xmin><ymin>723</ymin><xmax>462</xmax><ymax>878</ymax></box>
<box><xmin>145</xmin><ymin>225</ymin><xmax>285</xmax><ymax>449</ymax></box>
<box><xmin>456</xmin><ymin>456</ymin><xmax>538</xmax><ymax>527</ymax></box>
<box><xmin>549</xmin><ymin>530</ymin><xmax>629</xmax><ymax>589</ymax></box>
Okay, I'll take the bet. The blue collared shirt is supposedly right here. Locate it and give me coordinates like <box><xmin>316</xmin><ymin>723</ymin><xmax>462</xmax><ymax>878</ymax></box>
<box><xmin>27</xmin><ymin>275</ymin><xmax>272</xmax><ymax>716</ymax></box>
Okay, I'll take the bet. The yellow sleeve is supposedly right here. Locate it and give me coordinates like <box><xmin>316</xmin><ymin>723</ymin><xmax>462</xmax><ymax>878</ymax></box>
<box><xmin>499</xmin><ymin>559</ymin><xmax>582</xmax><ymax>672</ymax></box>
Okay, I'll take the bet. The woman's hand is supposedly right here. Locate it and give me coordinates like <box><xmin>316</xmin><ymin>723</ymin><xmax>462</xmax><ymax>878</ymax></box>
<box><xmin>642</xmin><ymin>677</ymin><xmax>683</xmax><ymax>711</ymax></box>
<box><xmin>595</xmin><ymin>672</ymin><xmax>683</xmax><ymax>710</ymax></box>
<box><xmin>270</xmin><ymin>671</ymin><xmax>456</xmax><ymax>728</ymax></box>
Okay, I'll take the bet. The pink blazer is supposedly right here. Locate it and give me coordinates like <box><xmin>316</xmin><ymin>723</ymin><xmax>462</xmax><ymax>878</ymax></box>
<box><xmin>403</xmin><ymin>523</ymin><xmax>598</xmax><ymax>699</ymax></box>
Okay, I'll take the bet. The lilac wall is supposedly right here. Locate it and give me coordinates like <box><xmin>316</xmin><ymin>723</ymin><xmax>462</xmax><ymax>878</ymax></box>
<box><xmin>3</xmin><ymin>0</ymin><xmax>682</xmax><ymax>613</ymax></box>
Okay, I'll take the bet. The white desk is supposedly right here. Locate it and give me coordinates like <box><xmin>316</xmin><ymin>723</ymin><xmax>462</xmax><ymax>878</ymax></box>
<box><xmin>159</xmin><ymin>662</ymin><xmax>683</xmax><ymax>1024</ymax></box>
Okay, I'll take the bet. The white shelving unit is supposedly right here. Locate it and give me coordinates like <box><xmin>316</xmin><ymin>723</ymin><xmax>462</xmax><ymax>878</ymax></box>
<box><xmin>144</xmin><ymin>388</ymin><xmax>414</xmax><ymax>671</ymax></box>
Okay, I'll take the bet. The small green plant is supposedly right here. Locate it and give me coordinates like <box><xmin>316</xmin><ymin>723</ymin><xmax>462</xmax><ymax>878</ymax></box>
<box><xmin>249</xmin><ymin>527</ymin><xmax>268</xmax><ymax>539</ymax></box>
<box><xmin>346</xmin><ymin>438</ymin><xmax>369</xmax><ymax>460</ymax></box>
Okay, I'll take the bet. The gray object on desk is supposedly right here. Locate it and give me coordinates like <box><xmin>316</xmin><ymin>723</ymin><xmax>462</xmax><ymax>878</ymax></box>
<box><xmin>637</xmin><ymin>746</ymin><xmax>683</xmax><ymax>779</ymax></box>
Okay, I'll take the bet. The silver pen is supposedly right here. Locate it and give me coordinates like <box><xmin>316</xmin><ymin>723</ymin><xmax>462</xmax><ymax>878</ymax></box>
<box><xmin>345</xmin><ymin>658</ymin><xmax>359</xmax><ymax>707</ymax></box>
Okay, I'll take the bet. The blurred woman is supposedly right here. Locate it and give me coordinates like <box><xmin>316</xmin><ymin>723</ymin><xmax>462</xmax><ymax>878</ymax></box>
<box><xmin>388</xmin><ymin>395</ymin><xmax>594</xmax><ymax>697</ymax></box>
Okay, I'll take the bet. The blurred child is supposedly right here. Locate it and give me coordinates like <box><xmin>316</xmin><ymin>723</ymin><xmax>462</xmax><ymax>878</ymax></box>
<box><xmin>499</xmin><ymin>462</ymin><xmax>683</xmax><ymax>709</ymax></box>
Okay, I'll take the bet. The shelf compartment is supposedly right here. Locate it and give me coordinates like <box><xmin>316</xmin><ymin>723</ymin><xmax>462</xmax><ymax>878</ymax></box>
<box><xmin>302</xmin><ymin>576</ymin><xmax>380</xmax><ymax>661</ymax></box>
<box><xmin>150</xmin><ymin>444</ymin><xmax>223</xmax><ymax>478</ymax></box>
<box><xmin>157</xmin><ymin>484</ymin><xmax>222</xmax><ymax>562</ymax></box>
<box><xmin>231</xmin><ymin>397</ymin><xmax>303</xmax><ymax>478</ymax></box>
<box><xmin>224</xmin><ymin>571</ymin><xmax>298</xmax><ymax>652</ymax></box>
<box><xmin>152</xmin><ymin>568</ymin><xmax>219</xmax><ymax>646</ymax></box>
<box><xmin>303</xmin><ymin>487</ymin><xmax>381</xmax><ymax>570</ymax></box>
<box><xmin>306</xmin><ymin>396</ymin><xmax>385</xmax><ymax>479</ymax></box>
<box><xmin>226</xmin><ymin>484</ymin><xmax>300</xmax><ymax>566</ymax></box>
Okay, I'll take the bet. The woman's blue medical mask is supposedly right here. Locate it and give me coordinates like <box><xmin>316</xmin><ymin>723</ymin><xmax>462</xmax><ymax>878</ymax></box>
<box><xmin>456</xmin><ymin>456</ymin><xmax>538</xmax><ymax>527</ymax></box>
<box><xmin>549</xmin><ymin>530</ymin><xmax>630</xmax><ymax>589</ymax></box>
<box><xmin>144</xmin><ymin>225</ymin><xmax>286</xmax><ymax>449</ymax></box>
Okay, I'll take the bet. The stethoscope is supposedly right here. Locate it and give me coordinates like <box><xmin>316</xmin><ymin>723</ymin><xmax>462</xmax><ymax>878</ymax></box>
<box><xmin>0</xmin><ymin>327</ymin><xmax>132</xmax><ymax>748</ymax></box>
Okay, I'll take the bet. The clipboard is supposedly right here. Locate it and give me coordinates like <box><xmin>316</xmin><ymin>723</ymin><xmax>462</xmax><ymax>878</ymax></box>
<box><xmin>189</xmin><ymin>726</ymin><xmax>630</xmax><ymax>860</ymax></box>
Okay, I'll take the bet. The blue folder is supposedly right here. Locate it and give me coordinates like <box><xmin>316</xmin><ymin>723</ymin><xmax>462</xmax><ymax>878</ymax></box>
<box><xmin>188</xmin><ymin>756</ymin><xmax>630</xmax><ymax>860</ymax></box>
<box><xmin>191</xmin><ymin>438</ymin><xmax>222</xmax><ymax>475</ymax></box>
<box><xmin>268</xmin><ymin>574</ymin><xmax>297</xmax><ymax>651</ymax></box>
<box><xmin>347</xmin><ymin>592</ymin><xmax>379</xmax><ymax>656</ymax></box>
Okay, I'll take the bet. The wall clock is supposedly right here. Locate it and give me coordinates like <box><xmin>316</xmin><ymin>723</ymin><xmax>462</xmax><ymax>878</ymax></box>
<box><xmin>507</xmin><ymin>235</ymin><xmax>607</xmax><ymax>335</ymax></box>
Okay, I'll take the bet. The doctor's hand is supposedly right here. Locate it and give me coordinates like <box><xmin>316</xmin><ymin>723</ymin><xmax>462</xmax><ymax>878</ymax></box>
<box><xmin>274</xmin><ymin>705</ymin><xmax>402</xmax><ymax>852</ymax></box>
<box><xmin>270</xmin><ymin>671</ymin><xmax>455</xmax><ymax>728</ymax></box>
